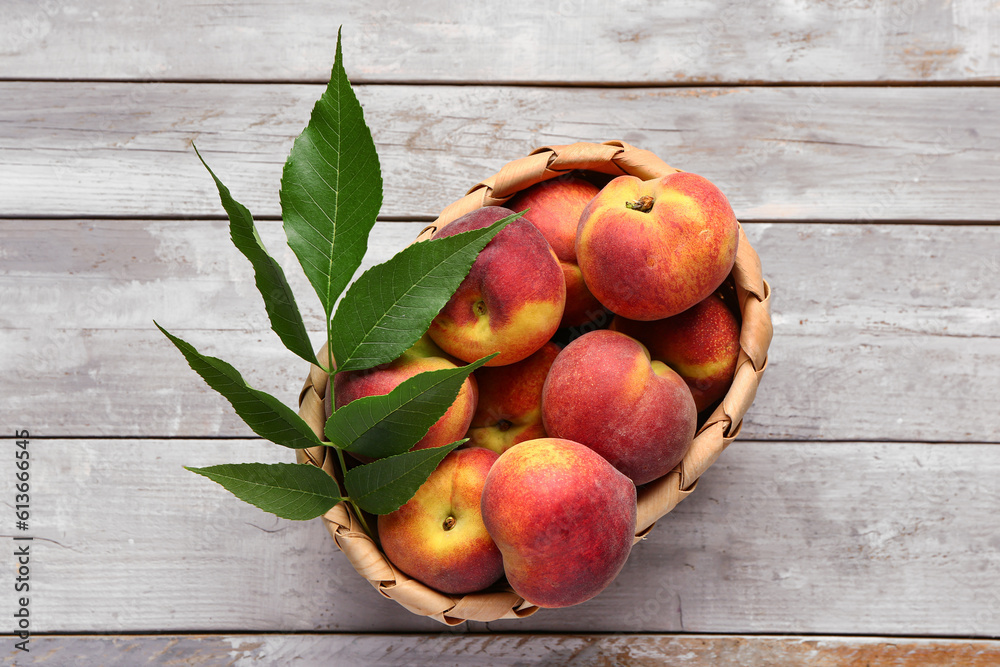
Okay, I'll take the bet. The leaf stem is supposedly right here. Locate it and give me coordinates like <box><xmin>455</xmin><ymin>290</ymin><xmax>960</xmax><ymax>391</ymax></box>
<box><xmin>326</xmin><ymin>313</ymin><xmax>336</xmax><ymax>376</ymax></box>
<box><xmin>334</xmin><ymin>445</ymin><xmax>373</xmax><ymax>538</ymax></box>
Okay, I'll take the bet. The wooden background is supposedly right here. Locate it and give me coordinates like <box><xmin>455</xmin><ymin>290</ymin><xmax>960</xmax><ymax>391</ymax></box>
<box><xmin>3</xmin><ymin>1</ymin><xmax>999</xmax><ymax>664</ymax></box>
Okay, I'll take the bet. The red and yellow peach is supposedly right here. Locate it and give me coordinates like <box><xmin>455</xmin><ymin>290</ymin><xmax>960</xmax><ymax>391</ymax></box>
<box><xmin>429</xmin><ymin>207</ymin><xmax>566</xmax><ymax>366</ymax></box>
<box><xmin>480</xmin><ymin>437</ymin><xmax>637</xmax><ymax>608</ymax></box>
<box><xmin>541</xmin><ymin>330</ymin><xmax>697</xmax><ymax>485</ymax></box>
<box><xmin>576</xmin><ymin>172</ymin><xmax>739</xmax><ymax>321</ymax></box>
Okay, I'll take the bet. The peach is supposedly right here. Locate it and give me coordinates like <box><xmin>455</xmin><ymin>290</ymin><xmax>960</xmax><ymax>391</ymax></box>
<box><xmin>378</xmin><ymin>447</ymin><xmax>504</xmax><ymax>595</ymax></box>
<box><xmin>466</xmin><ymin>341</ymin><xmax>561</xmax><ymax>454</ymax></box>
<box><xmin>506</xmin><ymin>177</ymin><xmax>607</xmax><ymax>329</ymax></box>
<box><xmin>576</xmin><ymin>172</ymin><xmax>739</xmax><ymax>320</ymax></box>
<box><xmin>611</xmin><ymin>292</ymin><xmax>741</xmax><ymax>412</ymax></box>
<box><xmin>332</xmin><ymin>335</ymin><xmax>477</xmax><ymax>458</ymax></box>
<box><xmin>428</xmin><ymin>206</ymin><xmax>566</xmax><ymax>366</ymax></box>
<box><xmin>541</xmin><ymin>330</ymin><xmax>696</xmax><ymax>485</ymax></box>
<box><xmin>480</xmin><ymin>438</ymin><xmax>636</xmax><ymax>608</ymax></box>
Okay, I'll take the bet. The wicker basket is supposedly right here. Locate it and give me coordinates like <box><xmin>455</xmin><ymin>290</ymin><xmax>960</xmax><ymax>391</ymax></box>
<box><xmin>295</xmin><ymin>140</ymin><xmax>772</xmax><ymax>625</ymax></box>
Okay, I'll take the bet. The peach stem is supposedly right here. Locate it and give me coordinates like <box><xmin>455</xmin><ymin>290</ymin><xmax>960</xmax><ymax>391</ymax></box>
<box><xmin>625</xmin><ymin>195</ymin><xmax>655</xmax><ymax>213</ymax></box>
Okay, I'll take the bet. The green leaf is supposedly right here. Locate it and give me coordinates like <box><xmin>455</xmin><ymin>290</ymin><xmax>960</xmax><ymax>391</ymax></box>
<box><xmin>330</xmin><ymin>212</ymin><xmax>523</xmax><ymax>373</ymax></box>
<box><xmin>326</xmin><ymin>353</ymin><xmax>495</xmax><ymax>459</ymax></box>
<box><xmin>344</xmin><ymin>440</ymin><xmax>464</xmax><ymax>515</ymax></box>
<box><xmin>156</xmin><ymin>322</ymin><xmax>322</xmax><ymax>450</ymax></box>
<box><xmin>279</xmin><ymin>27</ymin><xmax>382</xmax><ymax>317</ymax></box>
<box><xmin>187</xmin><ymin>462</ymin><xmax>343</xmax><ymax>520</ymax></box>
<box><xmin>193</xmin><ymin>145</ymin><xmax>318</xmax><ymax>368</ymax></box>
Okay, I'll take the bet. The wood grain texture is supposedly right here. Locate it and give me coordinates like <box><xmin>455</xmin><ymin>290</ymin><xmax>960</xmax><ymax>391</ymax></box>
<box><xmin>11</xmin><ymin>439</ymin><xmax>1000</xmax><ymax>635</ymax></box>
<box><xmin>2</xmin><ymin>82</ymin><xmax>997</xmax><ymax>221</ymax></box>
<box><xmin>2</xmin><ymin>0</ymin><xmax>998</xmax><ymax>84</ymax></box>
<box><xmin>3</xmin><ymin>0</ymin><xmax>997</xmax><ymax>649</ymax></box>
<box><xmin>6</xmin><ymin>634</ymin><xmax>1000</xmax><ymax>666</ymax></box>
<box><xmin>3</xmin><ymin>220</ymin><xmax>999</xmax><ymax>442</ymax></box>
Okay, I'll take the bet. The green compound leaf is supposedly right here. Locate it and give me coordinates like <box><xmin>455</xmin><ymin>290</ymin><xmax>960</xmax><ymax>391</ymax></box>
<box><xmin>194</xmin><ymin>145</ymin><xmax>317</xmax><ymax>368</ymax></box>
<box><xmin>279</xmin><ymin>27</ymin><xmax>382</xmax><ymax>318</ymax></box>
<box><xmin>156</xmin><ymin>322</ymin><xmax>322</xmax><ymax>450</ymax></box>
<box><xmin>187</xmin><ymin>462</ymin><xmax>343</xmax><ymax>521</ymax></box>
<box><xmin>344</xmin><ymin>440</ymin><xmax>464</xmax><ymax>515</ymax></box>
<box><xmin>326</xmin><ymin>353</ymin><xmax>495</xmax><ymax>459</ymax></box>
<box><xmin>330</xmin><ymin>212</ymin><xmax>522</xmax><ymax>373</ymax></box>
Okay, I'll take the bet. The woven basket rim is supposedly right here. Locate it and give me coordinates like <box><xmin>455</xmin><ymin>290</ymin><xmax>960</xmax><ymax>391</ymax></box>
<box><xmin>296</xmin><ymin>140</ymin><xmax>773</xmax><ymax>625</ymax></box>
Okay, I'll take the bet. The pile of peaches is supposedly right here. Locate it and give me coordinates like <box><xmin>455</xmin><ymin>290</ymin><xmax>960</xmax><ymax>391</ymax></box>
<box><xmin>333</xmin><ymin>170</ymin><xmax>742</xmax><ymax>609</ymax></box>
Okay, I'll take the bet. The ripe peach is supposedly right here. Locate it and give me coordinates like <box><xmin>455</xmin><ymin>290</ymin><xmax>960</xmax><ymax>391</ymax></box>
<box><xmin>428</xmin><ymin>207</ymin><xmax>566</xmax><ymax>366</ymax></box>
<box><xmin>466</xmin><ymin>342</ymin><xmax>561</xmax><ymax>454</ymax></box>
<box><xmin>611</xmin><ymin>293</ymin><xmax>741</xmax><ymax>412</ymax></box>
<box><xmin>378</xmin><ymin>447</ymin><xmax>504</xmax><ymax>595</ymax></box>
<box><xmin>506</xmin><ymin>177</ymin><xmax>607</xmax><ymax>329</ymax></box>
<box><xmin>576</xmin><ymin>172</ymin><xmax>739</xmax><ymax>320</ymax></box>
<box><xmin>332</xmin><ymin>335</ymin><xmax>477</xmax><ymax>457</ymax></box>
<box><xmin>480</xmin><ymin>438</ymin><xmax>636</xmax><ymax>608</ymax></box>
<box><xmin>541</xmin><ymin>330</ymin><xmax>696</xmax><ymax>485</ymax></box>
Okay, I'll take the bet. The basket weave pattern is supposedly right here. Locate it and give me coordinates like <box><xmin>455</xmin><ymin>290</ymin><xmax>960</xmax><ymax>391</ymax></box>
<box><xmin>296</xmin><ymin>141</ymin><xmax>772</xmax><ymax>625</ymax></box>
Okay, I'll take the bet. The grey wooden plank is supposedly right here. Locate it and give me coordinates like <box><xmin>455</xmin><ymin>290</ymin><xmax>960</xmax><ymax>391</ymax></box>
<box><xmin>3</xmin><ymin>220</ymin><xmax>999</xmax><ymax>442</ymax></box>
<box><xmin>6</xmin><ymin>634</ymin><xmax>1000</xmax><ymax>666</ymax></box>
<box><xmin>1</xmin><ymin>0</ymin><xmax>998</xmax><ymax>83</ymax></box>
<box><xmin>18</xmin><ymin>439</ymin><xmax>1000</xmax><ymax>635</ymax></box>
<box><xmin>1</xmin><ymin>82</ymin><xmax>997</xmax><ymax>221</ymax></box>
